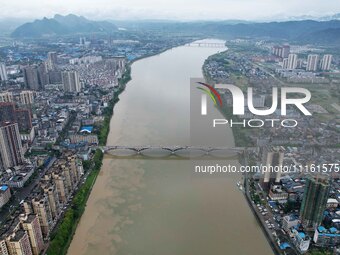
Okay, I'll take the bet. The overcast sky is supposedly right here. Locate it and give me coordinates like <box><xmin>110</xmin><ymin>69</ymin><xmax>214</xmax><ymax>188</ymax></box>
<box><xmin>2</xmin><ymin>0</ymin><xmax>340</xmax><ymax>21</ymax></box>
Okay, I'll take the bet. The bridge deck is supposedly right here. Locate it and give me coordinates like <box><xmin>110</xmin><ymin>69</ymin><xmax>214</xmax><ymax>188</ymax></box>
<box><xmin>99</xmin><ymin>145</ymin><xmax>249</xmax><ymax>158</ymax></box>
<box><xmin>101</xmin><ymin>145</ymin><xmax>248</xmax><ymax>151</ymax></box>
<box><xmin>185</xmin><ymin>42</ymin><xmax>226</xmax><ymax>48</ymax></box>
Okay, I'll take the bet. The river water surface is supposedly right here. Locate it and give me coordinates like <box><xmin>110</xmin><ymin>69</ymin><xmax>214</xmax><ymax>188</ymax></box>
<box><xmin>68</xmin><ymin>40</ymin><xmax>273</xmax><ymax>255</ymax></box>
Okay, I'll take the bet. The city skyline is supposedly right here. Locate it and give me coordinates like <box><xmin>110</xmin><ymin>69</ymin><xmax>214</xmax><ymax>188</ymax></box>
<box><xmin>1</xmin><ymin>0</ymin><xmax>340</xmax><ymax>21</ymax></box>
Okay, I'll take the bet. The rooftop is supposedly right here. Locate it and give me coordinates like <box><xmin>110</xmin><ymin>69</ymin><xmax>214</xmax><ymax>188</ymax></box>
<box><xmin>0</xmin><ymin>185</ymin><xmax>8</xmax><ymax>192</ymax></box>
<box><xmin>80</xmin><ymin>125</ymin><xmax>93</xmax><ymax>133</ymax></box>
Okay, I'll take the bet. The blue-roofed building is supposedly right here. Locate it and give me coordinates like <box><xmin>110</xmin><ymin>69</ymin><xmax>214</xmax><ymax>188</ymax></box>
<box><xmin>268</xmin><ymin>200</ymin><xmax>278</xmax><ymax>209</ymax></box>
<box><xmin>0</xmin><ymin>185</ymin><xmax>11</xmax><ymax>208</ymax></box>
<box><xmin>318</xmin><ymin>226</ymin><xmax>327</xmax><ymax>233</ymax></box>
<box><xmin>280</xmin><ymin>242</ymin><xmax>291</xmax><ymax>250</ymax></box>
<box><xmin>80</xmin><ymin>125</ymin><xmax>93</xmax><ymax>134</ymax></box>
<box><xmin>299</xmin><ymin>232</ymin><xmax>306</xmax><ymax>239</ymax></box>
<box><xmin>290</xmin><ymin>228</ymin><xmax>310</xmax><ymax>253</ymax></box>
<box><xmin>0</xmin><ymin>185</ymin><xmax>8</xmax><ymax>191</ymax></box>
<box><xmin>314</xmin><ymin>226</ymin><xmax>340</xmax><ymax>247</ymax></box>
<box><xmin>330</xmin><ymin>227</ymin><xmax>337</xmax><ymax>234</ymax></box>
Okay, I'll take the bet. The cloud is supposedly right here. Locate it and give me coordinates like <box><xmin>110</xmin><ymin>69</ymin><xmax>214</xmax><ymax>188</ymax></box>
<box><xmin>1</xmin><ymin>0</ymin><xmax>340</xmax><ymax>20</ymax></box>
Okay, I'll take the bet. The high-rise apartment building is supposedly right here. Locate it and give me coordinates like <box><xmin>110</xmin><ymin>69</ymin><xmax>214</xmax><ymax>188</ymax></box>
<box><xmin>79</xmin><ymin>37</ymin><xmax>86</xmax><ymax>45</ymax></box>
<box><xmin>8</xmin><ymin>230</ymin><xmax>33</xmax><ymax>255</ymax></box>
<box><xmin>272</xmin><ymin>45</ymin><xmax>290</xmax><ymax>58</ymax></box>
<box><xmin>306</xmin><ymin>54</ymin><xmax>319</xmax><ymax>71</ymax></box>
<box><xmin>51</xmin><ymin>172</ymin><xmax>68</xmax><ymax>203</ymax></box>
<box><xmin>62</xmin><ymin>71</ymin><xmax>81</xmax><ymax>92</ymax></box>
<box><xmin>41</xmin><ymin>182</ymin><xmax>60</xmax><ymax>220</ymax></box>
<box><xmin>0</xmin><ymin>63</ymin><xmax>8</xmax><ymax>81</ymax></box>
<box><xmin>287</xmin><ymin>54</ymin><xmax>298</xmax><ymax>70</ymax></box>
<box><xmin>14</xmin><ymin>109</ymin><xmax>32</xmax><ymax>132</ymax></box>
<box><xmin>0</xmin><ymin>122</ymin><xmax>24</xmax><ymax>170</ymax></box>
<box><xmin>0</xmin><ymin>102</ymin><xmax>16</xmax><ymax>123</ymax></box>
<box><xmin>46</xmin><ymin>52</ymin><xmax>58</xmax><ymax>70</ymax></box>
<box><xmin>61</xmin><ymin>165</ymin><xmax>73</xmax><ymax>194</ymax></box>
<box><xmin>23</xmin><ymin>67</ymin><xmax>40</xmax><ymax>90</ymax></box>
<box><xmin>0</xmin><ymin>102</ymin><xmax>32</xmax><ymax>132</ymax></box>
<box><xmin>0</xmin><ymin>238</ymin><xmax>9</xmax><ymax>255</ymax></box>
<box><xmin>320</xmin><ymin>54</ymin><xmax>332</xmax><ymax>71</ymax></box>
<box><xmin>300</xmin><ymin>175</ymin><xmax>330</xmax><ymax>230</ymax></box>
<box><xmin>37</xmin><ymin>63</ymin><xmax>49</xmax><ymax>87</ymax></box>
<box><xmin>31</xmin><ymin>196</ymin><xmax>53</xmax><ymax>237</ymax></box>
<box><xmin>19</xmin><ymin>91</ymin><xmax>35</xmax><ymax>105</ymax></box>
<box><xmin>20</xmin><ymin>214</ymin><xmax>44</xmax><ymax>255</ymax></box>
<box><xmin>0</xmin><ymin>185</ymin><xmax>11</xmax><ymax>209</ymax></box>
<box><xmin>67</xmin><ymin>155</ymin><xmax>81</xmax><ymax>185</ymax></box>
<box><xmin>262</xmin><ymin>146</ymin><xmax>284</xmax><ymax>190</ymax></box>
<box><xmin>281</xmin><ymin>45</ymin><xmax>290</xmax><ymax>58</ymax></box>
<box><xmin>0</xmin><ymin>92</ymin><xmax>13</xmax><ymax>103</ymax></box>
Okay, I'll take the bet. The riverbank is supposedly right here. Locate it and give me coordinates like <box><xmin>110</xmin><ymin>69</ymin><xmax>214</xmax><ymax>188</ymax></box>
<box><xmin>47</xmin><ymin>149</ymin><xmax>103</xmax><ymax>255</ymax></box>
<box><xmin>98</xmin><ymin>65</ymin><xmax>131</xmax><ymax>145</ymax></box>
<box><xmin>46</xmin><ymin>65</ymin><xmax>132</xmax><ymax>255</ymax></box>
<box><xmin>243</xmin><ymin>175</ymin><xmax>283</xmax><ymax>255</ymax></box>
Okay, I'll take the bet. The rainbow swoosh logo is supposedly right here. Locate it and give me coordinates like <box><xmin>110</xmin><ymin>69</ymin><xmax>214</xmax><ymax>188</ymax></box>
<box><xmin>196</xmin><ymin>82</ymin><xmax>223</xmax><ymax>106</ymax></box>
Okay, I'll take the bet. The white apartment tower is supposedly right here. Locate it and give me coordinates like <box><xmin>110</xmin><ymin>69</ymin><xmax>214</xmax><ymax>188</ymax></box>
<box><xmin>62</xmin><ymin>71</ymin><xmax>81</xmax><ymax>93</ymax></box>
<box><xmin>321</xmin><ymin>54</ymin><xmax>332</xmax><ymax>71</ymax></box>
<box><xmin>287</xmin><ymin>54</ymin><xmax>298</xmax><ymax>70</ymax></box>
<box><xmin>306</xmin><ymin>54</ymin><xmax>319</xmax><ymax>71</ymax></box>
<box><xmin>0</xmin><ymin>63</ymin><xmax>8</xmax><ymax>81</ymax></box>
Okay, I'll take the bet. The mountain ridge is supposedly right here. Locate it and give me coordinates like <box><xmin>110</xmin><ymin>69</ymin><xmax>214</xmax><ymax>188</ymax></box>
<box><xmin>11</xmin><ymin>14</ymin><xmax>118</xmax><ymax>38</ymax></box>
<box><xmin>11</xmin><ymin>14</ymin><xmax>340</xmax><ymax>45</ymax></box>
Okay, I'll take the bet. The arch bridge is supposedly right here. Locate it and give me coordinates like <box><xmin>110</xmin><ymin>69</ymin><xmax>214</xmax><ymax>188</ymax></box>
<box><xmin>185</xmin><ymin>42</ymin><xmax>226</xmax><ymax>48</ymax></box>
<box><xmin>99</xmin><ymin>145</ymin><xmax>249</xmax><ymax>159</ymax></box>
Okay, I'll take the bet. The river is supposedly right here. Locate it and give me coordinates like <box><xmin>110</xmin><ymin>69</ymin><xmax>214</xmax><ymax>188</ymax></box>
<box><xmin>67</xmin><ymin>40</ymin><xmax>273</xmax><ymax>255</ymax></box>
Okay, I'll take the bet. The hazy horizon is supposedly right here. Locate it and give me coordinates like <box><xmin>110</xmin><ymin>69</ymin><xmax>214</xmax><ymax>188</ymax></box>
<box><xmin>1</xmin><ymin>0</ymin><xmax>340</xmax><ymax>21</ymax></box>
